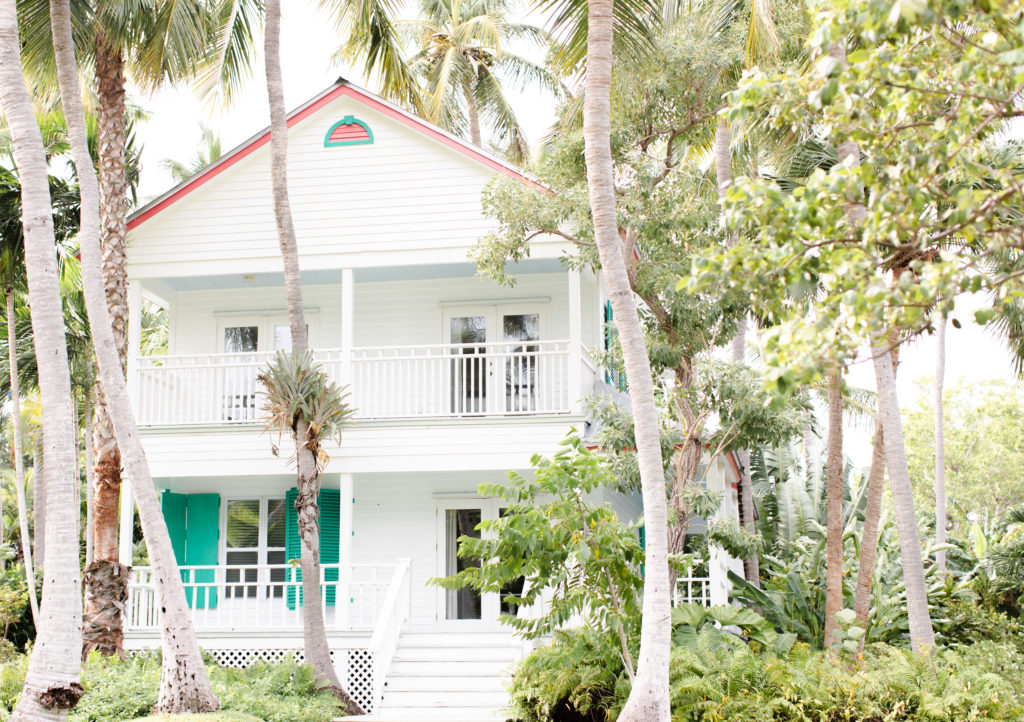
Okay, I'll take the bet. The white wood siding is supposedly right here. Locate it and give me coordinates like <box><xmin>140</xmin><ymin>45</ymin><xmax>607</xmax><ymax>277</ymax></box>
<box><xmin>127</xmin><ymin>95</ymin><xmax>565</xmax><ymax>279</ymax></box>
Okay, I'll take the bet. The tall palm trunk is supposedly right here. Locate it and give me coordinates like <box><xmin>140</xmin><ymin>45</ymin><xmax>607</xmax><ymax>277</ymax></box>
<box><xmin>583</xmin><ymin>0</ymin><xmax>669</xmax><ymax>718</ymax></box>
<box><xmin>46</xmin><ymin>0</ymin><xmax>218</xmax><ymax>711</ymax></box>
<box><xmin>83</xmin><ymin>31</ymin><xmax>130</xmax><ymax>660</ymax></box>
<box><xmin>934</xmin><ymin>318</ymin><xmax>947</xmax><ymax>573</ymax></box>
<box><xmin>84</xmin><ymin>389</ymin><xmax>95</xmax><ymax>567</ymax></box>
<box><xmin>464</xmin><ymin>87</ymin><xmax>482</xmax><ymax>147</ymax></box>
<box><xmin>6</xmin><ymin>289</ymin><xmax>38</xmax><ymax>624</ymax></box>
<box><xmin>33</xmin><ymin>429</ymin><xmax>44</xmax><ymax>573</ymax></box>
<box><xmin>1</xmin><ymin>3</ymin><xmax>84</xmax><ymax>717</ymax></box>
<box><xmin>823</xmin><ymin>368</ymin><xmax>844</xmax><ymax>648</ymax></box>
<box><xmin>714</xmin><ymin>118</ymin><xmax>759</xmax><ymax>585</ymax></box>
<box><xmin>263</xmin><ymin>2</ymin><xmax>359</xmax><ymax>711</ymax></box>
<box><xmin>871</xmin><ymin>335</ymin><xmax>935</xmax><ymax>651</ymax></box>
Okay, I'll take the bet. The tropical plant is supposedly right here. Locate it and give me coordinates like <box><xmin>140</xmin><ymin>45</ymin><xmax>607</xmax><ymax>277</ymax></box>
<box><xmin>257</xmin><ymin>348</ymin><xmax>358</xmax><ymax>709</ymax></box>
<box><xmin>0</xmin><ymin>3</ymin><xmax>85</xmax><ymax>716</ymax></box>
<box><xmin>44</xmin><ymin>0</ymin><xmax>219</xmax><ymax>711</ymax></box>
<box><xmin>399</xmin><ymin>0</ymin><xmax>564</xmax><ymax>163</ymax></box>
<box><xmin>159</xmin><ymin>123</ymin><xmax>224</xmax><ymax>184</ymax></box>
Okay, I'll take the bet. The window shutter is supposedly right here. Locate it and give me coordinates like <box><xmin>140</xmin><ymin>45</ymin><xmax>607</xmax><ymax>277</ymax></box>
<box><xmin>185</xmin><ymin>493</ymin><xmax>220</xmax><ymax>609</ymax></box>
<box><xmin>160</xmin><ymin>491</ymin><xmax>187</xmax><ymax>565</ymax></box>
<box><xmin>285</xmin><ymin>487</ymin><xmax>340</xmax><ymax>609</ymax></box>
<box><xmin>603</xmin><ymin>300</ymin><xmax>627</xmax><ymax>391</ymax></box>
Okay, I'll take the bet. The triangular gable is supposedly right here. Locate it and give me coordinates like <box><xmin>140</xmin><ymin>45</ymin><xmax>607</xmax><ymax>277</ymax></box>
<box><xmin>128</xmin><ymin>78</ymin><xmax>541</xmax><ymax>231</ymax></box>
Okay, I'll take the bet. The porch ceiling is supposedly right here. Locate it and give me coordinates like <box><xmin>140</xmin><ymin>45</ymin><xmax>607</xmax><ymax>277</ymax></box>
<box><xmin>149</xmin><ymin>258</ymin><xmax>566</xmax><ymax>293</ymax></box>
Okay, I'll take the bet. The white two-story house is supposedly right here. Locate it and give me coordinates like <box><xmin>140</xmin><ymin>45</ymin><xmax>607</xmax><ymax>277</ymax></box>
<box><xmin>119</xmin><ymin>78</ymin><xmax>740</xmax><ymax>718</ymax></box>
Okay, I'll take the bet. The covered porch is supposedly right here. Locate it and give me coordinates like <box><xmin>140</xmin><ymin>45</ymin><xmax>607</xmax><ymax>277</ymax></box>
<box><xmin>125</xmin><ymin>260</ymin><xmax>603</xmax><ymax>427</ymax></box>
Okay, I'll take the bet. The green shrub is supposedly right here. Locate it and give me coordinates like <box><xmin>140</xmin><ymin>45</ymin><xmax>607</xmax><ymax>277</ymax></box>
<box><xmin>508</xmin><ymin>629</ymin><xmax>1024</xmax><ymax>721</ymax></box>
<box><xmin>71</xmin><ymin>653</ymin><xmax>161</xmax><ymax>721</ymax></box>
<box><xmin>209</xmin><ymin>659</ymin><xmax>348</xmax><ymax>722</ymax></box>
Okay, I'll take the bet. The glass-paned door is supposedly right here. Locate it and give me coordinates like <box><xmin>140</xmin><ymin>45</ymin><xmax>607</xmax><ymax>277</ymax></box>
<box><xmin>224</xmin><ymin>497</ymin><xmax>287</xmax><ymax>600</ymax></box>
<box><xmin>502</xmin><ymin>313</ymin><xmax>540</xmax><ymax>412</ymax></box>
<box><xmin>437</xmin><ymin>499</ymin><xmax>518</xmax><ymax>627</ymax></box>
<box><xmin>447</xmin><ymin>312</ymin><xmax>491</xmax><ymax>415</ymax></box>
<box><xmin>221</xmin><ymin>324</ymin><xmax>259</xmax><ymax>421</ymax></box>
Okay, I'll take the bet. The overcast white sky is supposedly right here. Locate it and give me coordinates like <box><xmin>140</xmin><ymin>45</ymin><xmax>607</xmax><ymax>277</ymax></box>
<box><xmin>127</xmin><ymin>3</ymin><xmax>1021</xmax><ymax>466</ymax></box>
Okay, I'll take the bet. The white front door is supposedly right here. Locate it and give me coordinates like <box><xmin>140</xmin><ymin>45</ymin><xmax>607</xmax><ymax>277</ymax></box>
<box><xmin>443</xmin><ymin>306</ymin><xmax>544</xmax><ymax>416</ymax></box>
<box><xmin>435</xmin><ymin>498</ymin><xmax>526</xmax><ymax>629</ymax></box>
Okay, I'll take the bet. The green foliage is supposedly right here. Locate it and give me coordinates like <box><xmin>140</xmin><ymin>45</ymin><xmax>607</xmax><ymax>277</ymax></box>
<box><xmin>430</xmin><ymin>434</ymin><xmax>645</xmax><ymax>641</ymax></box>
<box><xmin>671</xmin><ymin>603</ymin><xmax>796</xmax><ymax>656</ymax></box>
<box><xmin>508</xmin><ymin>628</ymin><xmax>1024</xmax><ymax>721</ymax></box>
<box><xmin>0</xmin><ymin>546</ymin><xmax>33</xmax><ymax>650</ymax></box>
<box><xmin>903</xmin><ymin>379</ymin><xmax>1024</xmax><ymax>525</ymax></box>
<box><xmin>0</xmin><ymin>653</ymin><xmax>350</xmax><ymax>722</ymax></box>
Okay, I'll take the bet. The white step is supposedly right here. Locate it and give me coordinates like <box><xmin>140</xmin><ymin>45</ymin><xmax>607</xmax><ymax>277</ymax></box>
<box><xmin>385</xmin><ymin>675</ymin><xmax>507</xmax><ymax>693</ymax></box>
<box><xmin>397</xmin><ymin>632</ymin><xmax>521</xmax><ymax>647</ymax></box>
<box><xmin>389</xmin><ymin>659</ymin><xmax>513</xmax><ymax>676</ymax></box>
<box><xmin>393</xmin><ymin>645</ymin><xmax>521</xmax><ymax>662</ymax></box>
<box><xmin>337</xmin><ymin>708</ymin><xmax>505</xmax><ymax>721</ymax></box>
<box><xmin>381</xmin><ymin>690</ymin><xmax>508</xmax><ymax>708</ymax></box>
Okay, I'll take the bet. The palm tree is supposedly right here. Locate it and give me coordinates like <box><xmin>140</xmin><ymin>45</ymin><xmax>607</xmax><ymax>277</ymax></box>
<box><xmin>46</xmin><ymin>0</ymin><xmax>219</xmax><ymax>711</ymax></box>
<box><xmin>0</xmin><ymin>168</ymin><xmax>78</xmax><ymax>631</ymax></box>
<box><xmin>822</xmin><ymin>368</ymin><xmax>843</xmax><ymax>649</ymax></box>
<box><xmin>934</xmin><ymin>317</ymin><xmax>947</xmax><ymax>573</ymax></box>
<box><xmin>581</xmin><ymin>0</ymin><xmax>669</xmax><ymax>717</ymax></box>
<box><xmin>0</xmin><ymin>3</ymin><xmax>84</xmax><ymax>717</ymax></box>
<box><xmin>160</xmin><ymin>123</ymin><xmax>223</xmax><ymax>183</ymax></box>
<box><xmin>398</xmin><ymin>0</ymin><xmax>564</xmax><ymax>163</ymax></box>
<box><xmin>262</xmin><ymin>3</ymin><xmax>359</xmax><ymax>707</ymax></box>
<box><xmin>18</xmin><ymin>0</ymin><xmax>221</xmax><ymax>655</ymax></box>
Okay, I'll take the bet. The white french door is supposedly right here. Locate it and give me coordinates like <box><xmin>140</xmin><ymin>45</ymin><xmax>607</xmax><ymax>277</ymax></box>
<box><xmin>443</xmin><ymin>306</ymin><xmax>543</xmax><ymax>416</ymax></box>
<box><xmin>435</xmin><ymin>498</ymin><xmax>527</xmax><ymax>629</ymax></box>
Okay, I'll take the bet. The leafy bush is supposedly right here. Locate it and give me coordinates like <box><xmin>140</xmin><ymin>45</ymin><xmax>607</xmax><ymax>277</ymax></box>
<box><xmin>508</xmin><ymin>628</ymin><xmax>1024</xmax><ymax>721</ymax></box>
<box><xmin>0</xmin><ymin>653</ymin><xmax>349</xmax><ymax>721</ymax></box>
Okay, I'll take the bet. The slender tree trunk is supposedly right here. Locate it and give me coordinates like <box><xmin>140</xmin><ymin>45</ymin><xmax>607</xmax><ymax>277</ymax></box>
<box><xmin>871</xmin><ymin>335</ymin><xmax>935</xmax><ymax>651</ymax></box>
<box><xmin>264</xmin><ymin>2</ymin><xmax>358</xmax><ymax>710</ymax></box>
<box><xmin>934</xmin><ymin>318</ymin><xmax>947</xmax><ymax>573</ymax></box>
<box><xmin>714</xmin><ymin>119</ymin><xmax>759</xmax><ymax>585</ymax></box>
<box><xmin>33</xmin><ymin>430</ymin><xmax>44</xmax><ymax>573</ymax></box>
<box><xmin>583</xmin><ymin>0</ymin><xmax>670</xmax><ymax>718</ymax></box>
<box><xmin>0</xmin><ymin>3</ymin><xmax>84</xmax><ymax>716</ymax></box>
<box><xmin>823</xmin><ymin>368</ymin><xmax>844</xmax><ymax>649</ymax></box>
<box><xmin>6</xmin><ymin>289</ymin><xmax>38</xmax><ymax>624</ymax></box>
<box><xmin>46</xmin><ymin>0</ymin><xmax>218</xmax><ymax>710</ymax></box>
<box><xmin>464</xmin><ymin>87</ymin><xmax>482</xmax><ymax>147</ymax></box>
<box><xmin>853</xmin><ymin>340</ymin><xmax>900</xmax><ymax>650</ymax></box>
<box><xmin>84</xmin><ymin>390</ymin><xmax>94</xmax><ymax>568</ymax></box>
<box><xmin>83</xmin><ymin>32</ymin><xmax>130</xmax><ymax>658</ymax></box>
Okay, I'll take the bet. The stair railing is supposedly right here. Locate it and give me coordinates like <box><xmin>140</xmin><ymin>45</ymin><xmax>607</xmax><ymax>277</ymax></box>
<box><xmin>368</xmin><ymin>557</ymin><xmax>412</xmax><ymax>710</ymax></box>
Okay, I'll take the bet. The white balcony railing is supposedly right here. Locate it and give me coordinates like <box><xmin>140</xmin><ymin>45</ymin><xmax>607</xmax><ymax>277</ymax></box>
<box><xmin>134</xmin><ymin>340</ymin><xmax>577</xmax><ymax>426</ymax></box>
<box><xmin>673</xmin><ymin>572</ymin><xmax>712</xmax><ymax>607</ymax></box>
<box><xmin>126</xmin><ymin>562</ymin><xmax>396</xmax><ymax>633</ymax></box>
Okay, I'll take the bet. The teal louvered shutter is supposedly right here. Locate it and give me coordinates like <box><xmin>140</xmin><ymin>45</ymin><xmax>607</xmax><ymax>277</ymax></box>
<box><xmin>160</xmin><ymin>491</ymin><xmax>187</xmax><ymax>565</ymax></box>
<box><xmin>320</xmin><ymin>489</ymin><xmax>340</xmax><ymax>606</ymax></box>
<box><xmin>285</xmin><ymin>487</ymin><xmax>340</xmax><ymax>609</ymax></box>
<box><xmin>185</xmin><ymin>494</ymin><xmax>220</xmax><ymax>609</ymax></box>
<box><xmin>603</xmin><ymin>301</ymin><xmax>626</xmax><ymax>390</ymax></box>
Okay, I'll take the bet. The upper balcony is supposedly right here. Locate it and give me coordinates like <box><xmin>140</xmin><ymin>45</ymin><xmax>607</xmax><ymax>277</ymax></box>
<box><xmin>127</xmin><ymin>260</ymin><xmax>603</xmax><ymax>430</ymax></box>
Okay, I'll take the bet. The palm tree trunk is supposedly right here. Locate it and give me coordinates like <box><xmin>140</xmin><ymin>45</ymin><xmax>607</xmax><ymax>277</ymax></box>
<box><xmin>464</xmin><ymin>87</ymin><xmax>482</xmax><ymax>147</ymax></box>
<box><xmin>84</xmin><ymin>389</ymin><xmax>94</xmax><ymax>568</ymax></box>
<box><xmin>853</xmin><ymin>340</ymin><xmax>900</xmax><ymax>649</ymax></box>
<box><xmin>83</xmin><ymin>31</ymin><xmax>130</xmax><ymax>659</ymax></box>
<box><xmin>46</xmin><ymin>0</ymin><xmax>218</xmax><ymax>711</ymax></box>
<box><xmin>0</xmin><ymin>3</ymin><xmax>84</xmax><ymax>716</ymax></box>
<box><xmin>6</xmin><ymin>289</ymin><xmax>38</xmax><ymax>624</ymax></box>
<box><xmin>871</xmin><ymin>334</ymin><xmax>935</xmax><ymax>651</ymax></box>
<box><xmin>934</xmin><ymin>318</ymin><xmax>947</xmax><ymax>573</ymax></box>
<box><xmin>33</xmin><ymin>430</ymin><xmax>44</xmax><ymax>573</ymax></box>
<box><xmin>823</xmin><ymin>368</ymin><xmax>844</xmax><ymax>649</ymax></box>
<box><xmin>582</xmin><ymin>0</ymin><xmax>669</xmax><ymax>718</ymax></box>
<box><xmin>264</xmin><ymin>2</ymin><xmax>358</xmax><ymax>710</ymax></box>
<box><xmin>714</xmin><ymin>119</ymin><xmax>759</xmax><ymax>586</ymax></box>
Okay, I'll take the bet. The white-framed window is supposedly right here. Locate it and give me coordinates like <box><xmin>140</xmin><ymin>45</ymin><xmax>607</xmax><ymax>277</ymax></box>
<box><xmin>223</xmin><ymin>496</ymin><xmax>288</xmax><ymax>599</ymax></box>
<box><xmin>216</xmin><ymin>313</ymin><xmax>318</xmax><ymax>354</ymax></box>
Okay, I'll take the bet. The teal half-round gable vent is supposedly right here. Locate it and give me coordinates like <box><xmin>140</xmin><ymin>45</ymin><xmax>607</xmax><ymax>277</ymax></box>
<box><xmin>324</xmin><ymin>116</ymin><xmax>374</xmax><ymax>147</ymax></box>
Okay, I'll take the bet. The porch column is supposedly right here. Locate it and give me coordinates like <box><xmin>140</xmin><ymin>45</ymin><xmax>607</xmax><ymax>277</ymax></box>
<box><xmin>707</xmin><ymin>457</ymin><xmax>743</xmax><ymax>606</ymax></box>
<box><xmin>338</xmin><ymin>473</ymin><xmax>354</xmax><ymax>628</ymax></box>
<box><xmin>126</xmin><ymin>279</ymin><xmax>142</xmax><ymax>410</ymax></box>
<box><xmin>568</xmin><ymin>269</ymin><xmax>583</xmax><ymax>413</ymax></box>
<box><xmin>117</xmin><ymin>474</ymin><xmax>134</xmax><ymax>565</ymax></box>
<box><xmin>340</xmin><ymin>268</ymin><xmax>354</xmax><ymax>383</ymax></box>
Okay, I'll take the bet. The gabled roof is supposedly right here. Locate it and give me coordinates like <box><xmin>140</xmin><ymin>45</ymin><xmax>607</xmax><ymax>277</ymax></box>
<box><xmin>128</xmin><ymin>78</ymin><xmax>542</xmax><ymax>231</ymax></box>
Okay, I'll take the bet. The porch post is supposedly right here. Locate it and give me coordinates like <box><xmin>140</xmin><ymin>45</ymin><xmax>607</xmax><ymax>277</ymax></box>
<box><xmin>117</xmin><ymin>473</ymin><xmax>134</xmax><ymax>565</ymax></box>
<box><xmin>341</xmin><ymin>268</ymin><xmax>354</xmax><ymax>383</ymax></box>
<box><xmin>568</xmin><ymin>269</ymin><xmax>583</xmax><ymax>413</ymax></box>
<box><xmin>707</xmin><ymin>457</ymin><xmax>742</xmax><ymax>606</ymax></box>
<box><xmin>338</xmin><ymin>473</ymin><xmax>354</xmax><ymax>629</ymax></box>
<box><xmin>127</xmin><ymin>279</ymin><xmax>142</xmax><ymax>410</ymax></box>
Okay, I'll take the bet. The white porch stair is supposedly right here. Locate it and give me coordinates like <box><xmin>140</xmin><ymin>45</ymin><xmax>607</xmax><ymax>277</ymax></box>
<box><xmin>344</xmin><ymin>631</ymin><xmax>522</xmax><ymax>721</ymax></box>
